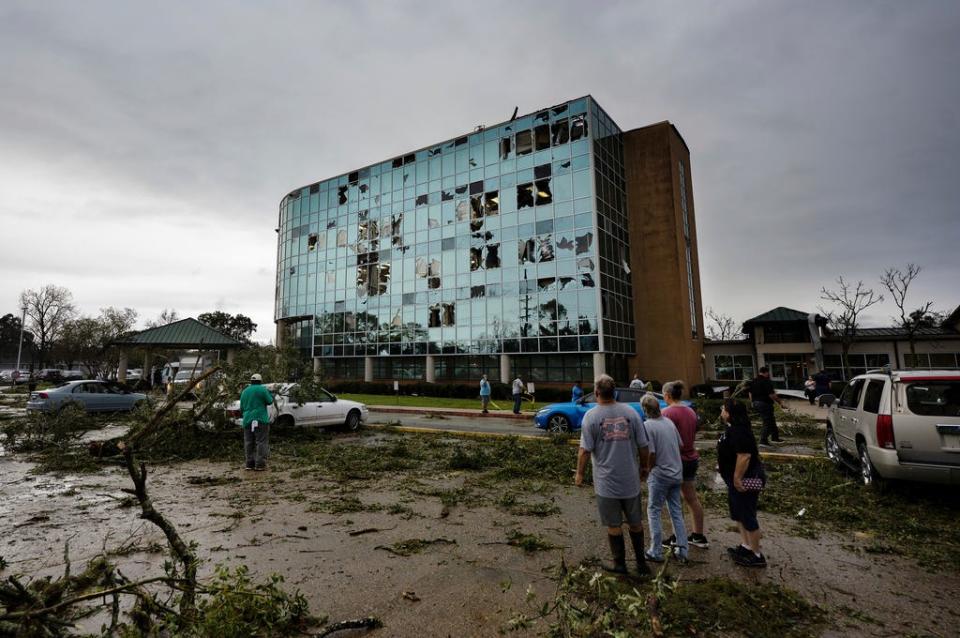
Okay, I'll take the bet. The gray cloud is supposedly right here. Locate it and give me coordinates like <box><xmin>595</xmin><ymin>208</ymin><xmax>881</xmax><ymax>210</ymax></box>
<box><xmin>1</xmin><ymin>1</ymin><xmax>957</xmax><ymax>341</ymax></box>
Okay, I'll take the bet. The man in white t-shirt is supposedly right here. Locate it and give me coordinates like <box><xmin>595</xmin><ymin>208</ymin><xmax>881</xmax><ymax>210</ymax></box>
<box><xmin>511</xmin><ymin>376</ymin><xmax>524</xmax><ymax>414</ymax></box>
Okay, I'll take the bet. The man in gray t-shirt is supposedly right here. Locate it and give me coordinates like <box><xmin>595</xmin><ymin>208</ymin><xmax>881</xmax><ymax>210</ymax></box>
<box><xmin>575</xmin><ymin>374</ymin><xmax>650</xmax><ymax>575</ymax></box>
<box><xmin>641</xmin><ymin>395</ymin><xmax>688</xmax><ymax>561</ymax></box>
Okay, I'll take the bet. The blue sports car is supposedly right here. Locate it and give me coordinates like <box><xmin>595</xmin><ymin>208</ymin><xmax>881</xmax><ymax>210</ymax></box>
<box><xmin>533</xmin><ymin>388</ymin><xmax>694</xmax><ymax>433</ymax></box>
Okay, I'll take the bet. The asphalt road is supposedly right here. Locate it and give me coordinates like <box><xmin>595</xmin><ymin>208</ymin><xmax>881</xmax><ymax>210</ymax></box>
<box><xmin>367</xmin><ymin>409</ymin><xmax>544</xmax><ymax>436</ymax></box>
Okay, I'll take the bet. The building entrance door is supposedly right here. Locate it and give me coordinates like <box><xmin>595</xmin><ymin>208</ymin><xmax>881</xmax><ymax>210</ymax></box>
<box><xmin>765</xmin><ymin>354</ymin><xmax>809</xmax><ymax>390</ymax></box>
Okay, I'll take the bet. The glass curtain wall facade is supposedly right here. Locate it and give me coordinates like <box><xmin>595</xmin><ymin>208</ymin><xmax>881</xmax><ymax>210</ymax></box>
<box><xmin>275</xmin><ymin>97</ymin><xmax>631</xmax><ymax>382</ymax></box>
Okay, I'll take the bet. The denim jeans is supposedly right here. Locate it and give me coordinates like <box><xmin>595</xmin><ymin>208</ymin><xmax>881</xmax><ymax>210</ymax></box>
<box><xmin>243</xmin><ymin>422</ymin><xmax>270</xmax><ymax>468</ymax></box>
<box><xmin>646</xmin><ymin>474</ymin><xmax>688</xmax><ymax>559</ymax></box>
<box><xmin>512</xmin><ymin>394</ymin><xmax>522</xmax><ymax>413</ymax></box>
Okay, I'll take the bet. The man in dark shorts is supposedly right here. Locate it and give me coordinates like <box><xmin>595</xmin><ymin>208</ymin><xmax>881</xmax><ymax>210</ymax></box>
<box><xmin>662</xmin><ymin>380</ymin><xmax>708</xmax><ymax>548</ymax></box>
<box><xmin>749</xmin><ymin>367</ymin><xmax>786</xmax><ymax>445</ymax></box>
<box><xmin>575</xmin><ymin>374</ymin><xmax>651</xmax><ymax>575</ymax></box>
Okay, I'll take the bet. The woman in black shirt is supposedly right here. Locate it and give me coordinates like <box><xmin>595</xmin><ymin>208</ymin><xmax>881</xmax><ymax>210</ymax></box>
<box><xmin>717</xmin><ymin>399</ymin><xmax>766</xmax><ymax>567</ymax></box>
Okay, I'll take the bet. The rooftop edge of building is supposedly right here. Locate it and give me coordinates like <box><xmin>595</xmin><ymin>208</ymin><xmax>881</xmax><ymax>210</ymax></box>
<box><xmin>279</xmin><ymin>94</ymin><xmax>610</xmax><ymax>207</ymax></box>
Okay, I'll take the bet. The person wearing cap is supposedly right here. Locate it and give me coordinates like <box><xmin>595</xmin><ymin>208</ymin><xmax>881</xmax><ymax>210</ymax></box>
<box><xmin>240</xmin><ymin>373</ymin><xmax>274</xmax><ymax>470</ymax></box>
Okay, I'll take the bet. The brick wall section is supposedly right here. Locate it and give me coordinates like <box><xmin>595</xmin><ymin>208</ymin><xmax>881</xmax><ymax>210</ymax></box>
<box><xmin>623</xmin><ymin>122</ymin><xmax>705</xmax><ymax>388</ymax></box>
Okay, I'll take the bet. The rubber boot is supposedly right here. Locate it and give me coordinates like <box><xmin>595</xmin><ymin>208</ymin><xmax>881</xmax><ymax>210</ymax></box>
<box><xmin>629</xmin><ymin>529</ymin><xmax>651</xmax><ymax>576</ymax></box>
<box><xmin>604</xmin><ymin>533</ymin><xmax>628</xmax><ymax>574</ymax></box>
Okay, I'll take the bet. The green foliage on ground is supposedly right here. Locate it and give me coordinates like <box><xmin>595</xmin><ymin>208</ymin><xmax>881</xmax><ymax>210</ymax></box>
<box><xmin>510</xmin><ymin>562</ymin><xmax>825</xmax><ymax>637</ymax></box>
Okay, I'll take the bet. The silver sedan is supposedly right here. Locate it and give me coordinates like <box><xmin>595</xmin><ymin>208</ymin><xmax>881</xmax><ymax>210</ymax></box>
<box><xmin>26</xmin><ymin>380</ymin><xmax>149</xmax><ymax>413</ymax></box>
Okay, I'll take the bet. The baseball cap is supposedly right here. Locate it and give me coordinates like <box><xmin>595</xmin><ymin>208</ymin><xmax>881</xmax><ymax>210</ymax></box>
<box><xmin>250</xmin><ymin>373</ymin><xmax>263</xmax><ymax>382</ymax></box>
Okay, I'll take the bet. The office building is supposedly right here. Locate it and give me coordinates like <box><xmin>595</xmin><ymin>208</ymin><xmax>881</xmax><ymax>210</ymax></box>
<box><xmin>275</xmin><ymin>96</ymin><xmax>704</xmax><ymax>385</ymax></box>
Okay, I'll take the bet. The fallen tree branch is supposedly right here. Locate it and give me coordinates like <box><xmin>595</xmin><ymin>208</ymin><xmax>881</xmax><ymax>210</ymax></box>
<box><xmin>313</xmin><ymin>616</ymin><xmax>383</xmax><ymax>637</ymax></box>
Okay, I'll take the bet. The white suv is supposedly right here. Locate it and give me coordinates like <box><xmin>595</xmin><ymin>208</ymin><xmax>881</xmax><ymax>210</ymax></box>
<box><xmin>826</xmin><ymin>370</ymin><xmax>960</xmax><ymax>486</ymax></box>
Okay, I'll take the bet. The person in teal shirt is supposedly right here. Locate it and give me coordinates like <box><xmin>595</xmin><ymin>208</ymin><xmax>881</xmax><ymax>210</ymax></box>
<box><xmin>240</xmin><ymin>373</ymin><xmax>274</xmax><ymax>470</ymax></box>
<box><xmin>479</xmin><ymin>374</ymin><xmax>491</xmax><ymax>414</ymax></box>
<box><xmin>572</xmin><ymin>380</ymin><xmax>584</xmax><ymax>403</ymax></box>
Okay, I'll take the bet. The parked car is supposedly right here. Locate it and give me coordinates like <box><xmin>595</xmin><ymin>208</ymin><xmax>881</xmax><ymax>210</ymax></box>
<box><xmin>533</xmin><ymin>388</ymin><xmax>694</xmax><ymax>433</ymax></box>
<box><xmin>26</xmin><ymin>380</ymin><xmax>149</xmax><ymax>414</ymax></box>
<box><xmin>36</xmin><ymin>369</ymin><xmax>64</xmax><ymax>381</ymax></box>
<box><xmin>61</xmin><ymin>370</ymin><xmax>84</xmax><ymax>381</ymax></box>
<box><xmin>226</xmin><ymin>383</ymin><xmax>368</xmax><ymax>431</ymax></box>
<box><xmin>2</xmin><ymin>369</ymin><xmax>34</xmax><ymax>385</ymax></box>
<box><xmin>825</xmin><ymin>369</ymin><xmax>960</xmax><ymax>486</ymax></box>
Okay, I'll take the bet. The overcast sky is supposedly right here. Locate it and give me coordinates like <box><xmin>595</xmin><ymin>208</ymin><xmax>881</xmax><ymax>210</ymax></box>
<box><xmin>1</xmin><ymin>1</ymin><xmax>958</xmax><ymax>342</ymax></box>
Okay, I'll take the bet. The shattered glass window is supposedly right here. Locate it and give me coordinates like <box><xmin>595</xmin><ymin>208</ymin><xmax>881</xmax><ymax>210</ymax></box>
<box><xmin>575</xmin><ymin>231</ymin><xmax>593</xmax><ymax>255</ymax></box>
<box><xmin>534</xmin><ymin>124</ymin><xmax>550</xmax><ymax>151</ymax></box>
<box><xmin>537</xmin><ymin>235</ymin><xmax>555</xmax><ymax>262</ymax></box>
<box><xmin>517</xmin><ymin>183</ymin><xmax>535</xmax><ymax>209</ymax></box>
<box><xmin>516</xmin><ymin>130</ymin><xmax>533</xmax><ymax>156</ymax></box>
<box><xmin>535</xmin><ymin>179</ymin><xmax>553</xmax><ymax>205</ymax></box>
<box><xmin>484</xmin><ymin>191</ymin><xmax>499</xmax><ymax>215</ymax></box>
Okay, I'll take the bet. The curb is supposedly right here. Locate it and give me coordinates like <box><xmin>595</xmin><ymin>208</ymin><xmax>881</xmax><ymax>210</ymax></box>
<box><xmin>367</xmin><ymin>406</ymin><xmax>531</xmax><ymax>420</ymax></box>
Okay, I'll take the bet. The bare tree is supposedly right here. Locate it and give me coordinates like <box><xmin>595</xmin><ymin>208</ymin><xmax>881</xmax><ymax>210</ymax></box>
<box><xmin>19</xmin><ymin>285</ymin><xmax>76</xmax><ymax>367</ymax></box>
<box><xmin>880</xmin><ymin>263</ymin><xmax>934</xmax><ymax>359</ymax></box>
<box><xmin>820</xmin><ymin>277</ymin><xmax>883</xmax><ymax>379</ymax></box>
<box><xmin>145</xmin><ymin>308</ymin><xmax>180</xmax><ymax>329</ymax></box>
<box><xmin>705</xmin><ymin>308</ymin><xmax>743</xmax><ymax>341</ymax></box>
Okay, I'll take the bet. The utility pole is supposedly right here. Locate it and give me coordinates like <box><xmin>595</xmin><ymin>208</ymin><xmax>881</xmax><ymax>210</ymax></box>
<box><xmin>15</xmin><ymin>305</ymin><xmax>26</xmax><ymax>375</ymax></box>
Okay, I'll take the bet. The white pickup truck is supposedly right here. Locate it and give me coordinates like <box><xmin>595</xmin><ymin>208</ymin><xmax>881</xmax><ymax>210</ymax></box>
<box><xmin>825</xmin><ymin>369</ymin><xmax>960</xmax><ymax>486</ymax></box>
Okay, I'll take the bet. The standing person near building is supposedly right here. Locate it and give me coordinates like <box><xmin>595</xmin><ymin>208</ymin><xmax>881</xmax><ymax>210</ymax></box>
<box><xmin>479</xmin><ymin>374</ymin><xmax>491</xmax><ymax>414</ymax></box>
<box><xmin>575</xmin><ymin>374</ymin><xmax>651</xmax><ymax>575</ymax></box>
<box><xmin>804</xmin><ymin>376</ymin><xmax>816</xmax><ymax>405</ymax></box>
<box><xmin>571</xmin><ymin>380</ymin><xmax>584</xmax><ymax>403</ymax></box>
<box><xmin>814</xmin><ymin>369</ymin><xmax>831</xmax><ymax>403</ymax></box>
<box><xmin>512</xmin><ymin>375</ymin><xmax>524</xmax><ymax>414</ymax></box>
<box><xmin>240</xmin><ymin>373</ymin><xmax>274</xmax><ymax>471</ymax></box>
<box><xmin>661</xmin><ymin>380</ymin><xmax>708</xmax><ymax>548</ymax></box>
<box><xmin>629</xmin><ymin>374</ymin><xmax>645</xmax><ymax>389</ymax></box>
<box><xmin>640</xmin><ymin>393</ymin><xmax>688</xmax><ymax>563</ymax></box>
<box><xmin>748</xmin><ymin>367</ymin><xmax>785</xmax><ymax>445</ymax></box>
<box><xmin>717</xmin><ymin>398</ymin><xmax>766</xmax><ymax>567</ymax></box>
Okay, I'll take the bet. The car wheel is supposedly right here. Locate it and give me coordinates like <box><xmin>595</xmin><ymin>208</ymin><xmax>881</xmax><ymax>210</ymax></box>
<box><xmin>825</xmin><ymin>427</ymin><xmax>842</xmax><ymax>467</ymax></box>
<box><xmin>275</xmin><ymin>414</ymin><xmax>295</xmax><ymax>430</ymax></box>
<box><xmin>343</xmin><ymin>410</ymin><xmax>361</xmax><ymax>432</ymax></box>
<box><xmin>547</xmin><ymin>414</ymin><xmax>570</xmax><ymax>434</ymax></box>
<box><xmin>857</xmin><ymin>439</ymin><xmax>883</xmax><ymax>487</ymax></box>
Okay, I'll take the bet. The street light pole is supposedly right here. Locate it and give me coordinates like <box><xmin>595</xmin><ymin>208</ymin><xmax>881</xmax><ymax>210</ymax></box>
<box><xmin>15</xmin><ymin>305</ymin><xmax>27</xmax><ymax>374</ymax></box>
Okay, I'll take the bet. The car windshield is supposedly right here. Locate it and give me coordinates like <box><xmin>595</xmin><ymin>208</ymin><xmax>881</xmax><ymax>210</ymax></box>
<box><xmin>905</xmin><ymin>381</ymin><xmax>960</xmax><ymax>417</ymax></box>
<box><xmin>175</xmin><ymin>371</ymin><xmax>196</xmax><ymax>380</ymax></box>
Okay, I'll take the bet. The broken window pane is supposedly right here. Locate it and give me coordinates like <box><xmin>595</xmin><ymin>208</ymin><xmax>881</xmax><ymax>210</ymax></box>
<box><xmin>337</xmin><ymin>229</ymin><xmax>347</xmax><ymax>247</ymax></box>
<box><xmin>575</xmin><ymin>231</ymin><xmax>594</xmax><ymax>255</ymax></box>
<box><xmin>551</xmin><ymin>118</ymin><xmax>569</xmax><ymax>145</ymax></box>
<box><xmin>500</xmin><ymin>137</ymin><xmax>512</xmax><ymax>160</ymax></box>
<box><xmin>538</xmin><ymin>235</ymin><xmax>555</xmax><ymax>262</ymax></box>
<box><xmin>519</xmin><ymin>238</ymin><xmax>536</xmax><ymax>264</ymax></box>
<box><xmin>580</xmin><ymin>273</ymin><xmax>595</xmax><ymax>287</ymax></box>
<box><xmin>470</xmin><ymin>247</ymin><xmax>482</xmax><ymax>271</ymax></box>
<box><xmin>307</xmin><ymin>233</ymin><xmax>319</xmax><ymax>251</ymax></box>
<box><xmin>484</xmin><ymin>191</ymin><xmax>499</xmax><ymax>215</ymax></box>
<box><xmin>429</xmin><ymin>305</ymin><xmax>441</xmax><ymax>327</ymax></box>
<box><xmin>534</xmin><ymin>163</ymin><xmax>551</xmax><ymax>179</ymax></box>
<box><xmin>485</xmin><ymin>244</ymin><xmax>501</xmax><ymax>269</ymax></box>
<box><xmin>428</xmin><ymin>277</ymin><xmax>441</xmax><ymax>289</ymax></box>
<box><xmin>443</xmin><ymin>303</ymin><xmax>456</xmax><ymax>326</ymax></box>
<box><xmin>556</xmin><ymin>235</ymin><xmax>575</xmax><ymax>257</ymax></box>
<box><xmin>516</xmin><ymin>130</ymin><xmax>533</xmax><ymax>156</ymax></box>
<box><xmin>338</xmin><ymin>185</ymin><xmax>348</xmax><ymax>205</ymax></box>
<box><xmin>455</xmin><ymin>200</ymin><xmax>470</xmax><ymax>222</ymax></box>
<box><xmin>534</xmin><ymin>124</ymin><xmax>550</xmax><ymax>151</ymax></box>
<box><xmin>535</xmin><ymin>179</ymin><xmax>553</xmax><ymax>205</ymax></box>
<box><xmin>377</xmin><ymin>263</ymin><xmax>390</xmax><ymax>295</ymax></box>
<box><xmin>415</xmin><ymin>194</ymin><xmax>429</xmax><ymax>207</ymax></box>
<box><xmin>570</xmin><ymin>114</ymin><xmax>588</xmax><ymax>141</ymax></box>
<box><xmin>441</xmin><ymin>189</ymin><xmax>454</xmax><ymax>201</ymax></box>
<box><xmin>470</xmin><ymin>285</ymin><xmax>486</xmax><ymax>298</ymax></box>
<box><xmin>470</xmin><ymin>195</ymin><xmax>483</xmax><ymax>220</ymax></box>
<box><xmin>577</xmin><ymin>257</ymin><xmax>595</xmax><ymax>272</ymax></box>
<box><xmin>428</xmin><ymin>259</ymin><xmax>441</xmax><ymax>277</ymax></box>
<box><xmin>537</xmin><ymin>277</ymin><xmax>556</xmax><ymax>291</ymax></box>
<box><xmin>517</xmin><ymin>182</ymin><xmax>535</xmax><ymax>209</ymax></box>
<box><xmin>415</xmin><ymin>257</ymin><xmax>428</xmax><ymax>278</ymax></box>
<box><xmin>470</xmin><ymin>219</ymin><xmax>483</xmax><ymax>232</ymax></box>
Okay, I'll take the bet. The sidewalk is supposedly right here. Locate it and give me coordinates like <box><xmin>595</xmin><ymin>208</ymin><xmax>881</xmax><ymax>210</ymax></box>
<box><xmin>367</xmin><ymin>404</ymin><xmax>532</xmax><ymax>420</ymax></box>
